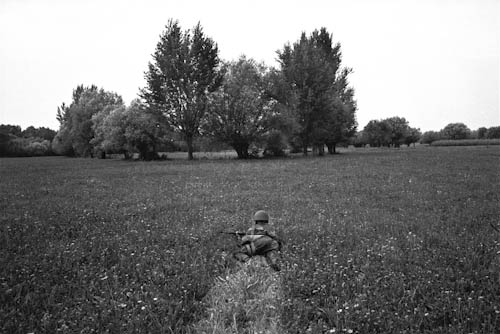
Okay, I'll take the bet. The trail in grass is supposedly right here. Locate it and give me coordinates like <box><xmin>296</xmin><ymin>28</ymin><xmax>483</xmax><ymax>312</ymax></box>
<box><xmin>193</xmin><ymin>256</ymin><xmax>284</xmax><ymax>334</ymax></box>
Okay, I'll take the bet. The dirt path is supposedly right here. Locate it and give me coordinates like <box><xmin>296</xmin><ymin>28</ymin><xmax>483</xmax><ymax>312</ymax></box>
<box><xmin>193</xmin><ymin>256</ymin><xmax>284</xmax><ymax>334</ymax></box>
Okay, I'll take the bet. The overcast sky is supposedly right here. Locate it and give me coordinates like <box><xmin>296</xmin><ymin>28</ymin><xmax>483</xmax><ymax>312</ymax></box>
<box><xmin>1</xmin><ymin>0</ymin><xmax>498</xmax><ymax>132</ymax></box>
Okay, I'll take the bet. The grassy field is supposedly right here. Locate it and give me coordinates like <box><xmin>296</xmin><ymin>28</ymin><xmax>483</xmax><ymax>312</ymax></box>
<box><xmin>1</xmin><ymin>146</ymin><xmax>499</xmax><ymax>333</ymax></box>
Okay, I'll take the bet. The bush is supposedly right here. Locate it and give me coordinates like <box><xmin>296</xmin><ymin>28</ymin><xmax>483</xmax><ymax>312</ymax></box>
<box><xmin>263</xmin><ymin>130</ymin><xmax>288</xmax><ymax>157</ymax></box>
<box><xmin>0</xmin><ymin>137</ymin><xmax>53</xmax><ymax>157</ymax></box>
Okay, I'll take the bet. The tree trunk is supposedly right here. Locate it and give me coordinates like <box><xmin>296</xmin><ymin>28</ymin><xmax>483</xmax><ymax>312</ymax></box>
<box><xmin>327</xmin><ymin>143</ymin><xmax>336</xmax><ymax>154</ymax></box>
<box><xmin>233</xmin><ymin>142</ymin><xmax>249</xmax><ymax>159</ymax></box>
<box><xmin>318</xmin><ymin>144</ymin><xmax>325</xmax><ymax>156</ymax></box>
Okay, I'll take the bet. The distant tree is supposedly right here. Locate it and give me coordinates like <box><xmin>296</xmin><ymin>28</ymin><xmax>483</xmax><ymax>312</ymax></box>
<box><xmin>385</xmin><ymin>117</ymin><xmax>410</xmax><ymax>147</ymax></box>
<box><xmin>350</xmin><ymin>131</ymin><xmax>367</xmax><ymax>147</ymax></box>
<box><xmin>206</xmin><ymin>56</ymin><xmax>271</xmax><ymax>158</ymax></box>
<box><xmin>420</xmin><ymin>131</ymin><xmax>441</xmax><ymax>144</ymax></box>
<box><xmin>403</xmin><ymin>127</ymin><xmax>421</xmax><ymax>147</ymax></box>
<box><xmin>440</xmin><ymin>123</ymin><xmax>471</xmax><ymax>140</ymax></box>
<box><xmin>53</xmin><ymin>85</ymin><xmax>124</xmax><ymax>157</ymax></box>
<box><xmin>0</xmin><ymin>124</ymin><xmax>22</xmax><ymax>137</ymax></box>
<box><xmin>486</xmin><ymin>126</ymin><xmax>500</xmax><ymax>139</ymax></box>
<box><xmin>363</xmin><ymin>120</ymin><xmax>391</xmax><ymax>147</ymax></box>
<box><xmin>476</xmin><ymin>127</ymin><xmax>488</xmax><ymax>139</ymax></box>
<box><xmin>275</xmin><ymin>28</ymin><xmax>356</xmax><ymax>155</ymax></box>
<box><xmin>92</xmin><ymin>99</ymin><xmax>169</xmax><ymax>160</ymax></box>
<box><xmin>22</xmin><ymin>126</ymin><xmax>56</xmax><ymax>141</ymax></box>
<box><xmin>141</xmin><ymin>20</ymin><xmax>223</xmax><ymax>160</ymax></box>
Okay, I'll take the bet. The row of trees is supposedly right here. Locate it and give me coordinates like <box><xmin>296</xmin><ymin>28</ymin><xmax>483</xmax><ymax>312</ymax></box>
<box><xmin>0</xmin><ymin>124</ymin><xmax>56</xmax><ymax>157</ymax></box>
<box><xmin>53</xmin><ymin>21</ymin><xmax>358</xmax><ymax>159</ymax></box>
<box><xmin>354</xmin><ymin>117</ymin><xmax>421</xmax><ymax>148</ymax></box>
<box><xmin>420</xmin><ymin>123</ymin><xmax>500</xmax><ymax>144</ymax></box>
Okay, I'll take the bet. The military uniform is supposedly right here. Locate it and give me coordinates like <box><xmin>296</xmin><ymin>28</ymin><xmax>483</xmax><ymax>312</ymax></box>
<box><xmin>233</xmin><ymin>211</ymin><xmax>281</xmax><ymax>271</ymax></box>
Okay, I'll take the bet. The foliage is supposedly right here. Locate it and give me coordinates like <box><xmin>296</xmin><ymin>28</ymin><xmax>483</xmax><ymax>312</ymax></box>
<box><xmin>91</xmin><ymin>99</ymin><xmax>169</xmax><ymax>160</ymax></box>
<box><xmin>420</xmin><ymin>131</ymin><xmax>441</xmax><ymax>145</ymax></box>
<box><xmin>485</xmin><ymin>126</ymin><xmax>500</xmax><ymax>139</ymax></box>
<box><xmin>206</xmin><ymin>56</ymin><xmax>272</xmax><ymax>159</ymax></box>
<box><xmin>141</xmin><ymin>20</ymin><xmax>223</xmax><ymax>160</ymax></box>
<box><xmin>53</xmin><ymin>85</ymin><xmax>124</xmax><ymax>157</ymax></box>
<box><xmin>276</xmin><ymin>28</ymin><xmax>357</xmax><ymax>155</ymax></box>
<box><xmin>476</xmin><ymin>127</ymin><xmax>488</xmax><ymax>139</ymax></box>
<box><xmin>0</xmin><ymin>136</ymin><xmax>53</xmax><ymax>157</ymax></box>
<box><xmin>0</xmin><ymin>124</ymin><xmax>22</xmax><ymax>137</ymax></box>
<box><xmin>0</xmin><ymin>124</ymin><xmax>56</xmax><ymax>157</ymax></box>
<box><xmin>384</xmin><ymin>116</ymin><xmax>410</xmax><ymax>147</ymax></box>
<box><xmin>440</xmin><ymin>123</ymin><xmax>471</xmax><ymax>140</ymax></box>
<box><xmin>430</xmin><ymin>139</ymin><xmax>500</xmax><ymax>146</ymax></box>
<box><xmin>263</xmin><ymin>129</ymin><xmax>288</xmax><ymax>157</ymax></box>
<box><xmin>362</xmin><ymin>120</ymin><xmax>392</xmax><ymax>147</ymax></box>
<box><xmin>21</xmin><ymin>126</ymin><xmax>57</xmax><ymax>141</ymax></box>
<box><xmin>1</xmin><ymin>147</ymin><xmax>499</xmax><ymax>333</ymax></box>
<box><xmin>362</xmin><ymin>117</ymin><xmax>420</xmax><ymax>148</ymax></box>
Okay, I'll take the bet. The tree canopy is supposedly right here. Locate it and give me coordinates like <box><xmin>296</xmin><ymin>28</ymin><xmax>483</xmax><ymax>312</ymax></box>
<box><xmin>205</xmin><ymin>56</ymin><xmax>273</xmax><ymax>158</ymax></box>
<box><xmin>275</xmin><ymin>28</ymin><xmax>357</xmax><ymax>155</ymax></box>
<box><xmin>141</xmin><ymin>20</ymin><xmax>223</xmax><ymax>160</ymax></box>
<box><xmin>53</xmin><ymin>85</ymin><xmax>124</xmax><ymax>157</ymax></box>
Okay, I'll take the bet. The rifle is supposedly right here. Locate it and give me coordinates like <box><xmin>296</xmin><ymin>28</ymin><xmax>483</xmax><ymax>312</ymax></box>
<box><xmin>220</xmin><ymin>230</ymin><xmax>246</xmax><ymax>237</ymax></box>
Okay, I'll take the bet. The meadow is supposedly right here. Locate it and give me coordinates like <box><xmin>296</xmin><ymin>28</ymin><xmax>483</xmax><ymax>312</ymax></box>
<box><xmin>1</xmin><ymin>146</ymin><xmax>499</xmax><ymax>333</ymax></box>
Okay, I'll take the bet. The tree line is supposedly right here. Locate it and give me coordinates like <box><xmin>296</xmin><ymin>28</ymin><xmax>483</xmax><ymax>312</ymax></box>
<box><xmin>0</xmin><ymin>125</ymin><xmax>56</xmax><ymax>157</ymax></box>
<box><xmin>52</xmin><ymin>21</ymin><xmax>358</xmax><ymax>160</ymax></box>
<box><xmin>2</xmin><ymin>20</ymin><xmax>498</xmax><ymax>158</ymax></box>
<box><xmin>419</xmin><ymin>123</ymin><xmax>500</xmax><ymax>144</ymax></box>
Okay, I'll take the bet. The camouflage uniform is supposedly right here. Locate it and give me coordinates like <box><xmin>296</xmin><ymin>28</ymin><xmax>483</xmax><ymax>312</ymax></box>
<box><xmin>233</xmin><ymin>223</ymin><xmax>281</xmax><ymax>271</ymax></box>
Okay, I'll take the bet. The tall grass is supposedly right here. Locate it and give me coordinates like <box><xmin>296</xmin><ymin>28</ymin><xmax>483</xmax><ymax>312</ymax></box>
<box><xmin>1</xmin><ymin>146</ymin><xmax>499</xmax><ymax>333</ymax></box>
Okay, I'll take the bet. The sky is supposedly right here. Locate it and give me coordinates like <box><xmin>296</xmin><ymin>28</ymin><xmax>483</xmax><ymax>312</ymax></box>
<box><xmin>0</xmin><ymin>0</ymin><xmax>498</xmax><ymax>133</ymax></box>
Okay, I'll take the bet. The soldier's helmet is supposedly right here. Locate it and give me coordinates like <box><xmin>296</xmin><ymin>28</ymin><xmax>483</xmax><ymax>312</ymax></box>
<box><xmin>253</xmin><ymin>210</ymin><xmax>269</xmax><ymax>222</ymax></box>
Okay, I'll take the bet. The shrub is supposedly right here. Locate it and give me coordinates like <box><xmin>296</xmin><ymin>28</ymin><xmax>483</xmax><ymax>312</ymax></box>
<box><xmin>264</xmin><ymin>130</ymin><xmax>288</xmax><ymax>157</ymax></box>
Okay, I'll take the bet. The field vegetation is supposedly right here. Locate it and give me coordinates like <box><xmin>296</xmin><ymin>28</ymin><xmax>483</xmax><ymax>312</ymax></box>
<box><xmin>431</xmin><ymin>139</ymin><xmax>500</xmax><ymax>147</ymax></box>
<box><xmin>1</xmin><ymin>146</ymin><xmax>499</xmax><ymax>333</ymax></box>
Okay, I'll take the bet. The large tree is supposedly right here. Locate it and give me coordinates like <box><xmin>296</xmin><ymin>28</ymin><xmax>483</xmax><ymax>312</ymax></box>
<box><xmin>92</xmin><ymin>99</ymin><xmax>168</xmax><ymax>160</ymax></box>
<box><xmin>206</xmin><ymin>56</ymin><xmax>272</xmax><ymax>158</ymax></box>
<box><xmin>141</xmin><ymin>20</ymin><xmax>223</xmax><ymax>160</ymax></box>
<box><xmin>440</xmin><ymin>122</ymin><xmax>471</xmax><ymax>140</ymax></box>
<box><xmin>363</xmin><ymin>120</ymin><xmax>392</xmax><ymax>147</ymax></box>
<box><xmin>52</xmin><ymin>85</ymin><xmax>123</xmax><ymax>157</ymax></box>
<box><xmin>385</xmin><ymin>116</ymin><xmax>410</xmax><ymax>147</ymax></box>
<box><xmin>275</xmin><ymin>28</ymin><xmax>357</xmax><ymax>155</ymax></box>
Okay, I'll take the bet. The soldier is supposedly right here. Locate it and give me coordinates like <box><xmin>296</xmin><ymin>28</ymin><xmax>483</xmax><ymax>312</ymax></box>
<box><xmin>233</xmin><ymin>210</ymin><xmax>282</xmax><ymax>271</ymax></box>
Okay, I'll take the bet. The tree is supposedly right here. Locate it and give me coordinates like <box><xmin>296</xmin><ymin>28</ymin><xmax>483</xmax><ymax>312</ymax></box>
<box><xmin>92</xmin><ymin>99</ymin><xmax>169</xmax><ymax>160</ymax></box>
<box><xmin>275</xmin><ymin>28</ymin><xmax>356</xmax><ymax>155</ymax></box>
<box><xmin>486</xmin><ymin>126</ymin><xmax>500</xmax><ymax>139</ymax></box>
<box><xmin>141</xmin><ymin>20</ymin><xmax>223</xmax><ymax>160</ymax></box>
<box><xmin>477</xmin><ymin>127</ymin><xmax>488</xmax><ymax>139</ymax></box>
<box><xmin>0</xmin><ymin>124</ymin><xmax>22</xmax><ymax>137</ymax></box>
<box><xmin>403</xmin><ymin>127</ymin><xmax>421</xmax><ymax>147</ymax></box>
<box><xmin>420</xmin><ymin>131</ymin><xmax>440</xmax><ymax>144</ymax></box>
<box><xmin>22</xmin><ymin>126</ymin><xmax>56</xmax><ymax>141</ymax></box>
<box><xmin>206</xmin><ymin>56</ymin><xmax>272</xmax><ymax>158</ymax></box>
<box><xmin>440</xmin><ymin>123</ymin><xmax>471</xmax><ymax>140</ymax></box>
<box><xmin>53</xmin><ymin>85</ymin><xmax>124</xmax><ymax>157</ymax></box>
<box><xmin>363</xmin><ymin>120</ymin><xmax>392</xmax><ymax>147</ymax></box>
<box><xmin>324</xmin><ymin>68</ymin><xmax>357</xmax><ymax>154</ymax></box>
<box><xmin>385</xmin><ymin>116</ymin><xmax>410</xmax><ymax>147</ymax></box>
